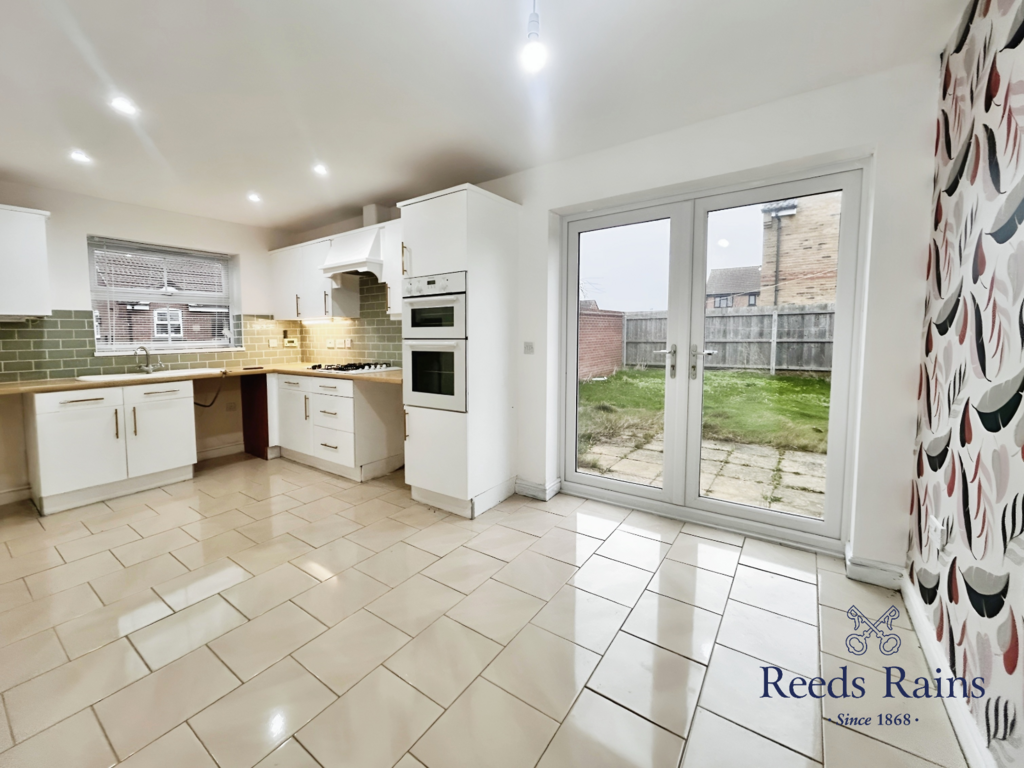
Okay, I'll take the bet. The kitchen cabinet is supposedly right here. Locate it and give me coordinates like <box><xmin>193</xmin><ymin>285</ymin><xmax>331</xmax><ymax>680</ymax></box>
<box><xmin>399</xmin><ymin>190</ymin><xmax>468</xmax><ymax>277</ymax></box>
<box><xmin>269</xmin><ymin>240</ymin><xmax>359</xmax><ymax>320</ymax></box>
<box><xmin>33</xmin><ymin>406</ymin><xmax>128</xmax><ymax>497</ymax></box>
<box><xmin>381</xmin><ymin>220</ymin><xmax>403</xmax><ymax>318</ymax></box>
<box><xmin>277</xmin><ymin>385</ymin><xmax>312</xmax><ymax>455</ymax></box>
<box><xmin>404</xmin><ymin>406</ymin><xmax>467</xmax><ymax>500</ymax></box>
<box><xmin>270</xmin><ymin>246</ymin><xmax>303</xmax><ymax>321</ymax></box>
<box><xmin>125</xmin><ymin>396</ymin><xmax>197</xmax><ymax>478</ymax></box>
<box><xmin>0</xmin><ymin>204</ymin><xmax>51</xmax><ymax>319</ymax></box>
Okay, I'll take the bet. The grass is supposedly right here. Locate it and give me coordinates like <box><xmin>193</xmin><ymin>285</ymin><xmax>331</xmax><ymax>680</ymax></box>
<box><xmin>577</xmin><ymin>368</ymin><xmax>830</xmax><ymax>454</ymax></box>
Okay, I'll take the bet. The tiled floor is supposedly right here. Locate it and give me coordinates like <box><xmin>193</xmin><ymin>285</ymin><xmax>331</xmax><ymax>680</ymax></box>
<box><xmin>0</xmin><ymin>454</ymin><xmax>964</xmax><ymax>767</ymax></box>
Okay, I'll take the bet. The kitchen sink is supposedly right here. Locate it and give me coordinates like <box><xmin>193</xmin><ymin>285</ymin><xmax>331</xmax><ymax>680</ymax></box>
<box><xmin>76</xmin><ymin>368</ymin><xmax>226</xmax><ymax>382</ymax></box>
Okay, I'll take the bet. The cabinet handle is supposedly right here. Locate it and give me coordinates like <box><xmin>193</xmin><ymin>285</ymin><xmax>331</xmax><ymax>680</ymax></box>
<box><xmin>115</xmin><ymin>408</ymin><xmax>119</xmax><ymax>439</ymax></box>
<box><xmin>143</xmin><ymin>389</ymin><xmax>179</xmax><ymax>396</ymax></box>
<box><xmin>132</xmin><ymin>406</ymin><xmax>137</xmax><ymax>436</ymax></box>
<box><xmin>324</xmin><ymin>291</ymin><xmax>329</xmax><ymax>315</ymax></box>
<box><xmin>401</xmin><ymin>243</ymin><xmax>408</xmax><ymax>275</ymax></box>
<box><xmin>320</xmin><ymin>410</ymin><xmax>337</xmax><ymax>416</ymax></box>
<box><xmin>304</xmin><ymin>395</ymin><xmax>309</xmax><ymax>420</ymax></box>
<box><xmin>319</xmin><ymin>385</ymin><xmax>337</xmax><ymax>390</ymax></box>
<box><xmin>320</xmin><ymin>442</ymin><xmax>338</xmax><ymax>450</ymax></box>
<box><xmin>295</xmin><ymin>294</ymin><xmax>300</xmax><ymax>316</ymax></box>
<box><xmin>404</xmin><ymin>410</ymin><xmax>408</xmax><ymax>441</ymax></box>
<box><xmin>386</xmin><ymin>284</ymin><xmax>391</xmax><ymax>311</ymax></box>
<box><xmin>283</xmin><ymin>380</ymin><xmax>299</xmax><ymax>386</ymax></box>
<box><xmin>59</xmin><ymin>397</ymin><xmax>105</xmax><ymax>405</ymax></box>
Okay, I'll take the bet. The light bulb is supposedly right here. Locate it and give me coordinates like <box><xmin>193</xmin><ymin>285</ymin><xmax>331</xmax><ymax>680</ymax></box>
<box><xmin>70</xmin><ymin>149</ymin><xmax>92</xmax><ymax>164</ymax></box>
<box><xmin>247</xmin><ymin>192</ymin><xmax>261</xmax><ymax>203</ymax></box>
<box><xmin>521</xmin><ymin>40</ymin><xmax>547</xmax><ymax>73</ymax></box>
<box><xmin>110</xmin><ymin>96</ymin><xmax>138</xmax><ymax>116</ymax></box>
<box><xmin>718</xmin><ymin>239</ymin><xmax>729</xmax><ymax>248</ymax></box>
<box><xmin>313</xmin><ymin>164</ymin><xmax>328</xmax><ymax>176</ymax></box>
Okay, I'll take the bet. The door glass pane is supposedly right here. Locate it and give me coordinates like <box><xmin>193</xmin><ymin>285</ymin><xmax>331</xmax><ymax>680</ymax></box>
<box><xmin>576</xmin><ymin>219</ymin><xmax>670</xmax><ymax>487</ymax></box>
<box><xmin>699</xmin><ymin>192</ymin><xmax>840</xmax><ymax>518</ymax></box>
<box><xmin>411</xmin><ymin>306</ymin><xmax>455</xmax><ymax>328</ymax></box>
<box><xmin>411</xmin><ymin>351</ymin><xmax>455</xmax><ymax>395</ymax></box>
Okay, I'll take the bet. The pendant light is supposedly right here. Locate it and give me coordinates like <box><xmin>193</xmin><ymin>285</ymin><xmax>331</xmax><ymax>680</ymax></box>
<box><xmin>520</xmin><ymin>0</ymin><xmax>547</xmax><ymax>73</ymax></box>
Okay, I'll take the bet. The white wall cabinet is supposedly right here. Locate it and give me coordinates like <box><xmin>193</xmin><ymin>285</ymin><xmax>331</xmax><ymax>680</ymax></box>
<box><xmin>381</xmin><ymin>220</ymin><xmax>403</xmax><ymax>318</ymax></box>
<box><xmin>0</xmin><ymin>204</ymin><xmax>51</xmax><ymax>319</ymax></box>
<box><xmin>269</xmin><ymin>239</ymin><xmax>359</xmax><ymax>321</ymax></box>
<box><xmin>399</xmin><ymin>190</ymin><xmax>468</xmax><ymax>277</ymax></box>
<box><xmin>270</xmin><ymin>246</ymin><xmax>304</xmax><ymax>321</ymax></box>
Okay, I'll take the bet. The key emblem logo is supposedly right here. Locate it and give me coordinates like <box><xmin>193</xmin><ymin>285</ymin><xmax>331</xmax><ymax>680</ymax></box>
<box><xmin>845</xmin><ymin>605</ymin><xmax>901</xmax><ymax>656</ymax></box>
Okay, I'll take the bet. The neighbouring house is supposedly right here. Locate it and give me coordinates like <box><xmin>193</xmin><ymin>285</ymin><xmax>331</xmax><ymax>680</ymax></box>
<box><xmin>760</xmin><ymin>192</ymin><xmax>841</xmax><ymax>305</ymax></box>
<box><xmin>578</xmin><ymin>300</ymin><xmax>624</xmax><ymax>379</ymax></box>
<box><xmin>705</xmin><ymin>265</ymin><xmax>762</xmax><ymax>308</ymax></box>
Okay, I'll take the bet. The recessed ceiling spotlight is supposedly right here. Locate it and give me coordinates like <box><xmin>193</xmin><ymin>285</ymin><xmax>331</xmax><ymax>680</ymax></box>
<box><xmin>520</xmin><ymin>1</ymin><xmax>547</xmax><ymax>73</ymax></box>
<box><xmin>718</xmin><ymin>239</ymin><xmax>729</xmax><ymax>248</ymax></box>
<box><xmin>69</xmin><ymin>149</ymin><xmax>92</xmax><ymax>164</ymax></box>
<box><xmin>247</xmin><ymin>192</ymin><xmax>261</xmax><ymax>203</ymax></box>
<box><xmin>110</xmin><ymin>96</ymin><xmax>138</xmax><ymax>116</ymax></box>
<box><xmin>313</xmin><ymin>164</ymin><xmax>328</xmax><ymax>176</ymax></box>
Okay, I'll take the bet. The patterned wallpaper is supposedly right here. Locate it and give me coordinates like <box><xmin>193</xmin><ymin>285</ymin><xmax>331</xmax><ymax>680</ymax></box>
<box><xmin>911</xmin><ymin>1</ymin><xmax>1024</xmax><ymax>760</ymax></box>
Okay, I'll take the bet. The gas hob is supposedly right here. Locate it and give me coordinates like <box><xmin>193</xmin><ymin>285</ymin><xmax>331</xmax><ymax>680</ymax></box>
<box><xmin>307</xmin><ymin>363</ymin><xmax>398</xmax><ymax>375</ymax></box>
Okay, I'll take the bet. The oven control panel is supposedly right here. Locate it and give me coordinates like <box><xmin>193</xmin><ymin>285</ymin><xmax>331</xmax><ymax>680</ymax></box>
<box><xmin>403</xmin><ymin>271</ymin><xmax>466</xmax><ymax>298</ymax></box>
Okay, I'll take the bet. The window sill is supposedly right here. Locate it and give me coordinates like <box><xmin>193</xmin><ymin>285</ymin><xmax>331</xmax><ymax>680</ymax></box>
<box><xmin>94</xmin><ymin>347</ymin><xmax>246</xmax><ymax>358</ymax></box>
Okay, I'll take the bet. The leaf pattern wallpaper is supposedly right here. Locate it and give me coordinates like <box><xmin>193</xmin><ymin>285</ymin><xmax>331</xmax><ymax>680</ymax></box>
<box><xmin>913</xmin><ymin>0</ymin><xmax>1024</xmax><ymax>760</ymax></box>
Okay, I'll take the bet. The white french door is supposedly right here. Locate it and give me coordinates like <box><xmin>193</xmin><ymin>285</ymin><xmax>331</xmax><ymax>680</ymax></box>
<box><xmin>563</xmin><ymin>169</ymin><xmax>863</xmax><ymax>543</ymax></box>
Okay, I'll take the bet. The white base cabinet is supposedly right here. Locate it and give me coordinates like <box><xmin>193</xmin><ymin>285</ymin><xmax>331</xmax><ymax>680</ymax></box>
<box><xmin>24</xmin><ymin>382</ymin><xmax>197</xmax><ymax>514</ymax></box>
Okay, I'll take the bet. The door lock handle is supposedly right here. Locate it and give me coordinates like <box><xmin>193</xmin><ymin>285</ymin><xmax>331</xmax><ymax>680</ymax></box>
<box><xmin>653</xmin><ymin>345</ymin><xmax>677</xmax><ymax>379</ymax></box>
<box><xmin>689</xmin><ymin>345</ymin><xmax>716</xmax><ymax>379</ymax></box>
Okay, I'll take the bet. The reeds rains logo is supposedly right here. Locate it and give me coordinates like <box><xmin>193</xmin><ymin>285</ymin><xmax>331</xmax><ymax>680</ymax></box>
<box><xmin>760</xmin><ymin>605</ymin><xmax>987</xmax><ymax>700</ymax></box>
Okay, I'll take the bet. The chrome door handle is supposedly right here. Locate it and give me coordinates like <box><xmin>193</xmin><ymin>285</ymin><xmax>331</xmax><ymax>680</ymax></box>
<box><xmin>304</xmin><ymin>395</ymin><xmax>309</xmax><ymax>420</ymax></box>
<box><xmin>114</xmin><ymin>408</ymin><xmax>119</xmax><ymax>439</ymax></box>
<box><xmin>324</xmin><ymin>291</ymin><xmax>329</xmax><ymax>315</ymax></box>
<box><xmin>653</xmin><ymin>345</ymin><xmax>677</xmax><ymax>379</ymax></box>
<box><xmin>320</xmin><ymin>410</ymin><xmax>337</xmax><ymax>416</ymax></box>
<box><xmin>132</xmin><ymin>406</ymin><xmax>138</xmax><ymax>436</ymax></box>
<box><xmin>689</xmin><ymin>345</ymin><xmax>716</xmax><ymax>379</ymax></box>
<box><xmin>295</xmin><ymin>294</ymin><xmax>300</xmax><ymax>317</ymax></box>
<box><xmin>401</xmin><ymin>243</ymin><xmax>408</xmax><ymax>275</ymax></box>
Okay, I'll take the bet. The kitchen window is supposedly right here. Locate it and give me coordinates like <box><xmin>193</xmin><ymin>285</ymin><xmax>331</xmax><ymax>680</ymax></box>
<box><xmin>88</xmin><ymin>236</ymin><xmax>239</xmax><ymax>355</ymax></box>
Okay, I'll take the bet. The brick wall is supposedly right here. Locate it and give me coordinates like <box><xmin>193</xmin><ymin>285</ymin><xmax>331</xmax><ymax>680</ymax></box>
<box><xmin>578</xmin><ymin>310</ymin><xmax>624</xmax><ymax>380</ymax></box>
<box><xmin>761</xmin><ymin>191</ymin><xmax>841</xmax><ymax>305</ymax></box>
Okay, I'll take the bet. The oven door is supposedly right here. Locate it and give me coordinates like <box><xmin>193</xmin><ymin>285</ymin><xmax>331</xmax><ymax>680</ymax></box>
<box><xmin>403</xmin><ymin>294</ymin><xmax>466</xmax><ymax>339</ymax></box>
<box><xmin>403</xmin><ymin>339</ymin><xmax>467</xmax><ymax>413</ymax></box>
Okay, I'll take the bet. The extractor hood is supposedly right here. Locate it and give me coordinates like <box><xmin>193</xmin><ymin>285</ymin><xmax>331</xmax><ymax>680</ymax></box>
<box><xmin>321</xmin><ymin>226</ymin><xmax>383</xmax><ymax>282</ymax></box>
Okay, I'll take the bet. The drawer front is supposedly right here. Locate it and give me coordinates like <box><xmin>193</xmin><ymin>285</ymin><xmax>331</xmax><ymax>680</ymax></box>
<box><xmin>313</xmin><ymin>426</ymin><xmax>355</xmax><ymax>467</ymax></box>
<box><xmin>277</xmin><ymin>375</ymin><xmax>310</xmax><ymax>393</ymax></box>
<box><xmin>311</xmin><ymin>393</ymin><xmax>354</xmax><ymax>431</ymax></box>
<box><xmin>33</xmin><ymin>387</ymin><xmax>123</xmax><ymax>414</ymax></box>
<box><xmin>123</xmin><ymin>380</ymin><xmax>194</xmax><ymax>405</ymax></box>
<box><xmin>309</xmin><ymin>378</ymin><xmax>353</xmax><ymax>397</ymax></box>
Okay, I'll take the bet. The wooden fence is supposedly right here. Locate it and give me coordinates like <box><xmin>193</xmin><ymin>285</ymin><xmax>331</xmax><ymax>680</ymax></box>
<box><xmin>623</xmin><ymin>303</ymin><xmax>834</xmax><ymax>374</ymax></box>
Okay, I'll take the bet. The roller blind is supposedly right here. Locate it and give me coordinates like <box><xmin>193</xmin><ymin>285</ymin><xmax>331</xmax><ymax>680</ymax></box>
<box><xmin>88</xmin><ymin>237</ymin><xmax>236</xmax><ymax>354</ymax></box>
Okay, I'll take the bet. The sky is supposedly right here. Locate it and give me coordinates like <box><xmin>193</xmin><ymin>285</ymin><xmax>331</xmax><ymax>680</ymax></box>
<box><xmin>578</xmin><ymin>204</ymin><xmax>764</xmax><ymax>312</ymax></box>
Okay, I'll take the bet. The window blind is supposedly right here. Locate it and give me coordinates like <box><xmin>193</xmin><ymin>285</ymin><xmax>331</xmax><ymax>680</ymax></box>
<box><xmin>88</xmin><ymin>237</ymin><xmax>236</xmax><ymax>354</ymax></box>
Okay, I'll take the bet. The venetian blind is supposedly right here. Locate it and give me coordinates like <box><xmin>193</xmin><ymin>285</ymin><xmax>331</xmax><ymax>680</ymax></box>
<box><xmin>88</xmin><ymin>237</ymin><xmax>236</xmax><ymax>354</ymax></box>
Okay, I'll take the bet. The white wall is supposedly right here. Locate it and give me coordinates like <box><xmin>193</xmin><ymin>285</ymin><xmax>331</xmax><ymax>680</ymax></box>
<box><xmin>0</xmin><ymin>179</ymin><xmax>277</xmax><ymax>313</ymax></box>
<box><xmin>481</xmin><ymin>59</ymin><xmax>940</xmax><ymax>570</ymax></box>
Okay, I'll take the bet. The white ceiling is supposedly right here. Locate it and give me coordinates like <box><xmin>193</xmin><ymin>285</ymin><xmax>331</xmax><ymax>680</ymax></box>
<box><xmin>0</xmin><ymin>0</ymin><xmax>964</xmax><ymax>231</ymax></box>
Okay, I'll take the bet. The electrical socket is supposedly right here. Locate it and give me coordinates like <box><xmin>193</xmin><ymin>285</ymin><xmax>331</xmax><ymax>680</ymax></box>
<box><xmin>268</xmin><ymin>339</ymin><xmax>279</xmax><ymax>348</ymax></box>
<box><xmin>326</xmin><ymin>339</ymin><xmax>335</xmax><ymax>349</ymax></box>
<box><xmin>524</xmin><ymin>341</ymin><xmax>535</xmax><ymax>354</ymax></box>
<box><xmin>226</xmin><ymin>402</ymin><xmax>238</xmax><ymax>412</ymax></box>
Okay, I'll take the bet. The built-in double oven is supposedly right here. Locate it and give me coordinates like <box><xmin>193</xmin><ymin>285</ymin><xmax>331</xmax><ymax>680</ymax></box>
<box><xmin>402</xmin><ymin>271</ymin><xmax>467</xmax><ymax>412</ymax></box>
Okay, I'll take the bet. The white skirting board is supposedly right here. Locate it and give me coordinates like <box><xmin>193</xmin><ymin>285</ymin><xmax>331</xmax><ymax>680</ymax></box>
<box><xmin>900</xmin><ymin>572</ymin><xmax>997</xmax><ymax>768</ymax></box>
<box><xmin>279</xmin><ymin>448</ymin><xmax>404</xmax><ymax>484</ymax></box>
<box><xmin>844</xmin><ymin>543</ymin><xmax>904</xmax><ymax>590</ymax></box>
<box><xmin>35</xmin><ymin>465</ymin><xmax>194</xmax><ymax>515</ymax></box>
<box><xmin>413</xmin><ymin>476</ymin><xmax>516</xmax><ymax>519</ymax></box>
<box><xmin>196</xmin><ymin>443</ymin><xmax>245</xmax><ymax>462</ymax></box>
<box><xmin>0</xmin><ymin>486</ymin><xmax>32</xmax><ymax>507</ymax></box>
<box><xmin>515</xmin><ymin>477</ymin><xmax>561</xmax><ymax>502</ymax></box>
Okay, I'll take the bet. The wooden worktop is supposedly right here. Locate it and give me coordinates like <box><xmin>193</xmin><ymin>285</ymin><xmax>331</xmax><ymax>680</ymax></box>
<box><xmin>0</xmin><ymin>362</ymin><xmax>402</xmax><ymax>396</ymax></box>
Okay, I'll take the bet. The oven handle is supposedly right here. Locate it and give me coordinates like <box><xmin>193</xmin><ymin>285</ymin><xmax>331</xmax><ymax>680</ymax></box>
<box><xmin>403</xmin><ymin>340</ymin><xmax>460</xmax><ymax>349</ymax></box>
<box><xmin>402</xmin><ymin>294</ymin><xmax>465</xmax><ymax>307</ymax></box>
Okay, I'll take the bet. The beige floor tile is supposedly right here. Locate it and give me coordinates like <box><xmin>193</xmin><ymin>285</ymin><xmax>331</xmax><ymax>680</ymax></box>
<box><xmin>354</xmin><ymin>541</ymin><xmax>438</xmax><ymax>587</ymax></box>
<box><xmin>403</xmin><ymin>521</ymin><xmax>475</xmax><ymax>557</ymax></box>
<box><xmin>681</xmin><ymin>707</ymin><xmax>820</xmax><ymax>768</ymax></box>
<box><xmin>448</xmin><ymin>508</ymin><xmax>511</xmax><ymax>533</ymax></box>
<box><xmin>390</xmin><ymin>505</ymin><xmax>449</xmax><ymax>528</ymax></box>
<box><xmin>189</xmin><ymin>657</ymin><xmax>336</xmax><ymax>768</ymax></box>
<box><xmin>24</xmin><ymin>550</ymin><xmax>121</xmax><ymax>598</ymax></box>
<box><xmin>819</xmin><ymin>653</ymin><xmax>965</xmax><ymax>767</ymax></box>
<box><xmin>718</xmin><ymin>599</ymin><xmax>819</xmax><ymax>676</ymax></box>
<box><xmin>731</xmin><ymin>565</ymin><xmax>818</xmax><ymax>625</ymax></box>
<box><xmin>345</xmin><ymin>517</ymin><xmax>418</xmax><ymax>552</ymax></box>
<box><xmin>334</xmin><ymin>484</ymin><xmax>390</xmax><ymax>506</ymax></box>
<box><xmin>492</xmin><ymin>550</ymin><xmax>577</xmax><ymax>601</ymax></box>
<box><xmin>588</xmin><ymin>632</ymin><xmax>704</xmax><ymax>739</ymax></box>
<box><xmin>420</xmin><ymin>546</ymin><xmax>505</xmax><ymax>594</ymax></box>
<box><xmin>210</xmin><ymin>602</ymin><xmax>326</xmax><ymax>681</ymax></box>
<box><xmin>568</xmin><ymin>555</ymin><xmax>652</xmax><ymax>606</ymax></box>
<box><xmin>0</xmin><ymin>583</ymin><xmax>101</xmax><ymax>647</ymax></box>
<box><xmin>294</xmin><ymin>609</ymin><xmax>410</xmax><ymax>695</ymax></box>
<box><xmin>339</xmin><ymin>497</ymin><xmax>403</xmax><ymax>526</ymax></box>
<box><xmin>290</xmin><ymin>515</ymin><xmax>362</xmax><ymax>547</ymax></box>
<box><xmin>384</xmin><ymin>616</ymin><xmax>500</xmax><ymax>707</ymax></box>
<box><xmin>37</xmin><ymin>502</ymin><xmax>112</xmax><ymax>531</ymax></box>
<box><xmin>56</xmin><ymin>525</ymin><xmax>141</xmax><ymax>562</ymax></box>
<box><xmin>173</xmin><ymin>530</ymin><xmax>254</xmax><ymax>571</ymax></box>
<box><xmin>238</xmin><ymin>494</ymin><xmax>303</xmax><ymax>520</ymax></box>
<box><xmin>297</xmin><ymin>666</ymin><xmax>441</xmax><ymax>768</ymax></box>
<box><xmin>816</xmin><ymin>553</ymin><xmax>845</xmax><ymax>574</ymax></box>
<box><xmin>292</xmin><ymin>568</ymin><xmax>390</xmax><ymax>626</ymax></box>
<box><xmin>129</xmin><ymin>595</ymin><xmax>246</xmax><ymax>669</ymax></box>
<box><xmin>523</xmin><ymin>494</ymin><xmax>587</xmax><ymax>516</ymax></box>
<box><xmin>700</xmin><ymin>645</ymin><xmax>821</xmax><ymax>760</ymax></box>
<box><xmin>597</xmin><ymin>530</ymin><xmax>670</xmax><ymax>572</ymax></box>
<box><xmin>117</xmin><ymin>724</ymin><xmax>217</xmax><ymax>767</ymax></box>
<box><xmin>292</xmin><ymin>537</ymin><xmax>374</xmax><ymax>580</ymax></box>
<box><xmin>254</xmin><ymin>738</ymin><xmax>321</xmax><ymax>767</ymax></box>
<box><xmin>0</xmin><ymin>709</ymin><xmax>115</xmax><ymax>768</ymax></box>
<box><xmin>0</xmin><ymin>581</ymin><xmax>30</xmax><ymax>616</ymax></box>
<box><xmin>483</xmin><ymin>623</ymin><xmax>599</xmax><ymax>721</ymax></box>
<box><xmin>83</xmin><ymin>506</ymin><xmax>158</xmax><ymax>535</ymax></box>
<box><xmin>113</xmin><ymin>528</ymin><xmax>195</xmax><ymax>568</ymax></box>
<box><xmin>395</xmin><ymin>755</ymin><xmax>426</xmax><ymax>768</ymax></box>
<box><xmin>818</xmin><ymin>604</ymin><xmax>929</xmax><ymax>677</ymax></box>
<box><xmin>740</xmin><ymin>538</ymin><xmax>817</xmax><ymax>583</ymax></box>
<box><xmin>95</xmin><ymin>646</ymin><xmax>240</xmax><ymax>760</ymax></box>
<box><xmin>238</xmin><ymin>512</ymin><xmax>310</xmax><ymax>544</ymax></box>
<box><xmin>230</xmin><ymin>534</ymin><xmax>312</xmax><ymax>576</ymax></box>
<box><xmin>528</xmin><ymin>527</ymin><xmax>602</xmax><ymax>566</ymax></box>
<box><xmin>465</xmin><ymin>525</ymin><xmax>539</xmax><ymax>561</ymax></box>
<box><xmin>411</xmin><ymin>678</ymin><xmax>558</xmax><ymax>768</ymax></box>
<box><xmin>446</xmin><ymin>579</ymin><xmax>545</xmax><ymax>645</ymax></box>
<box><xmin>646</xmin><ymin>558</ymin><xmax>731</xmax><ymax>614</ymax></box>
<box><xmin>6</xmin><ymin>637</ymin><xmax>148</xmax><ymax>742</ymax></box>
<box><xmin>222</xmin><ymin>562</ymin><xmax>319</xmax><ymax>618</ymax></box>
<box><xmin>182</xmin><ymin>509</ymin><xmax>256</xmax><ymax>541</ymax></box>
<box><xmin>190</xmin><ymin>491</ymin><xmax>259</xmax><ymax>517</ymax></box>
<box><xmin>555</xmin><ymin>506</ymin><xmax>627</xmax><ymax>540</ymax></box>
<box><xmin>106</xmin><ymin>488</ymin><xmax>173</xmax><ymax>511</ymax></box>
<box><xmin>538</xmin><ymin>688</ymin><xmax>684</xmax><ymax>768</ymax></box>
<box><xmin>291</xmin><ymin>496</ymin><xmax>354</xmax><ymax>523</ymax></box>
<box><xmin>7</xmin><ymin>522</ymin><xmax>91</xmax><ymax>558</ymax></box>
<box><xmin>623</xmin><ymin>591</ymin><xmax>720</xmax><ymax>664</ymax></box>
<box><xmin>154</xmin><ymin>559</ymin><xmax>251</xmax><ymax>611</ymax></box>
<box><xmin>491</xmin><ymin>494</ymin><xmax>532</xmax><ymax>512</ymax></box>
<box><xmin>498</xmin><ymin>508</ymin><xmax>564</xmax><ymax>537</ymax></box>
<box><xmin>680</xmin><ymin>521</ymin><xmax>746</xmax><ymax>547</ymax></box>
<box><xmin>89</xmin><ymin>553</ymin><xmax>188</xmax><ymax>605</ymax></box>
<box><xmin>0</xmin><ymin>629</ymin><xmax>67</xmax><ymax>692</ymax></box>
<box><xmin>0</xmin><ymin>548</ymin><xmax>64</xmax><ymax>586</ymax></box>
<box><xmin>130</xmin><ymin>507</ymin><xmax>203</xmax><ymax>538</ymax></box>
<box><xmin>56</xmin><ymin>588</ymin><xmax>172</xmax><ymax>659</ymax></box>
<box><xmin>531</xmin><ymin>584</ymin><xmax>629</xmax><ymax>653</ymax></box>
<box><xmin>817</xmin><ymin>570</ymin><xmax>912</xmax><ymax>630</ymax></box>
<box><xmin>665</xmin><ymin>533</ymin><xmax>741</xmax><ymax>576</ymax></box>
<box><xmin>822</xmin><ymin>720</ymin><xmax>943</xmax><ymax>768</ymax></box>
<box><xmin>617</xmin><ymin>510</ymin><xmax>682</xmax><ymax>543</ymax></box>
<box><xmin>366</xmin><ymin>574</ymin><xmax>463</xmax><ymax>635</ymax></box>
<box><xmin>286</xmin><ymin>483</ymin><xmax>335</xmax><ymax>504</ymax></box>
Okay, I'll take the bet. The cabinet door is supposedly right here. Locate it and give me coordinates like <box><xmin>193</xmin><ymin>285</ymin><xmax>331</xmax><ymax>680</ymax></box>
<box><xmin>404</xmin><ymin>406</ymin><xmax>468</xmax><ymax>499</ymax></box>
<box><xmin>126</xmin><ymin>398</ymin><xmax>197</xmax><ymax>478</ymax></box>
<box><xmin>381</xmin><ymin>220</ymin><xmax>403</xmax><ymax>318</ymax></box>
<box><xmin>0</xmin><ymin>208</ymin><xmax>50</xmax><ymax>318</ymax></box>
<box><xmin>278</xmin><ymin>388</ymin><xmax>312</xmax><ymax>455</ymax></box>
<box><xmin>270</xmin><ymin>247</ymin><xmax>303</xmax><ymax>320</ymax></box>
<box><xmin>35</xmin><ymin>407</ymin><xmax>127</xmax><ymax>496</ymax></box>
<box><xmin>300</xmin><ymin>241</ymin><xmax>332</xmax><ymax>319</ymax></box>
<box><xmin>401</xmin><ymin>191</ymin><xmax>468</xmax><ymax>277</ymax></box>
